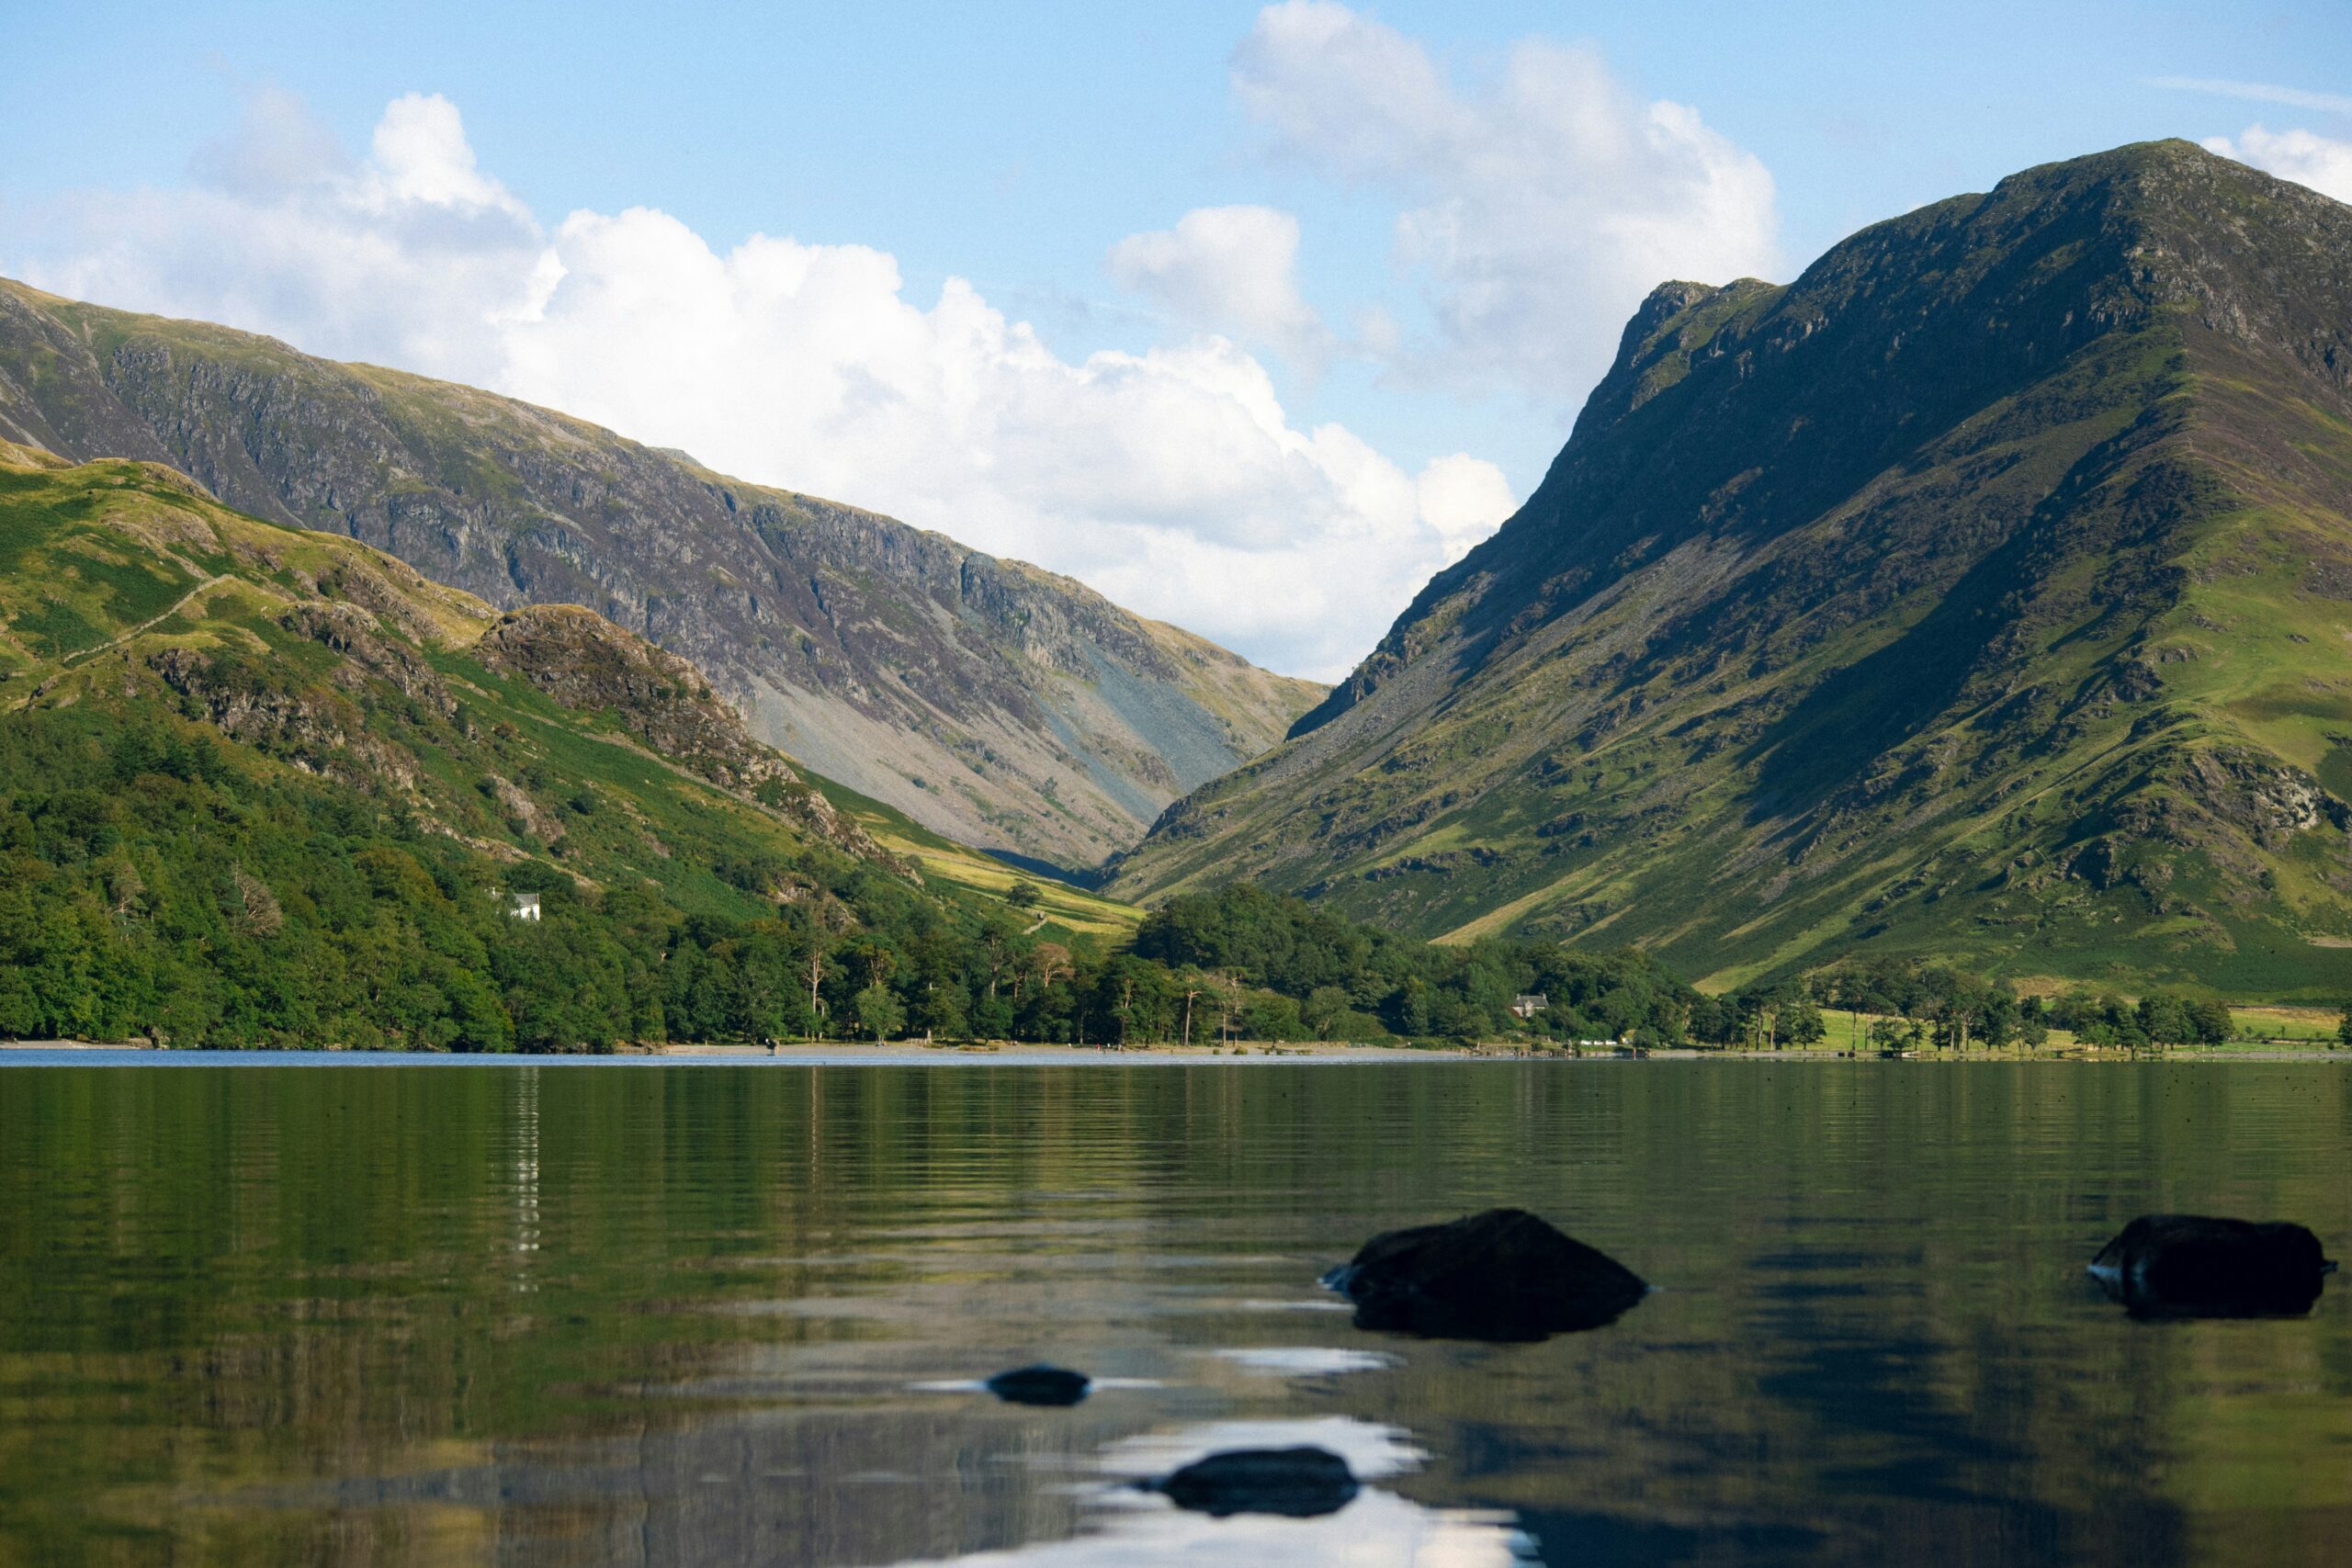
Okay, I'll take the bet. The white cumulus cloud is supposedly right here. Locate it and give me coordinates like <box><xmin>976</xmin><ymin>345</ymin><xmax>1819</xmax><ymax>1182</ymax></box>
<box><xmin>1230</xmin><ymin>0</ymin><xmax>1781</xmax><ymax>398</ymax></box>
<box><xmin>7</xmin><ymin>91</ymin><xmax>1517</xmax><ymax>680</ymax></box>
<box><xmin>2203</xmin><ymin>125</ymin><xmax>2352</xmax><ymax>205</ymax></box>
<box><xmin>26</xmin><ymin>90</ymin><xmax>544</xmax><ymax>389</ymax></box>
<box><xmin>1416</xmin><ymin>452</ymin><xmax>1518</xmax><ymax>563</ymax></box>
<box><xmin>1106</xmin><ymin>204</ymin><xmax>1331</xmax><ymax>370</ymax></box>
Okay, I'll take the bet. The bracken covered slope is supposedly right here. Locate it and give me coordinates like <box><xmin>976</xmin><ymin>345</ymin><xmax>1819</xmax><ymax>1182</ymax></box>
<box><xmin>0</xmin><ymin>439</ymin><xmax>883</xmax><ymax>875</ymax></box>
<box><xmin>1111</xmin><ymin>141</ymin><xmax>2352</xmax><ymax>998</ymax></box>
<box><xmin>0</xmin><ymin>289</ymin><xmax>1323</xmax><ymax>870</ymax></box>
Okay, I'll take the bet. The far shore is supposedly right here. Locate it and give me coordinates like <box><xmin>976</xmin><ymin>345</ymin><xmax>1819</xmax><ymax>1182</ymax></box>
<box><xmin>2</xmin><ymin>1039</ymin><xmax>2346</xmax><ymax>1065</ymax></box>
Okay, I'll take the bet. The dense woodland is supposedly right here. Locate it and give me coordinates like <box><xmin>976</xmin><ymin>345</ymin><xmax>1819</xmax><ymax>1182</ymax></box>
<box><xmin>0</xmin><ymin>708</ymin><xmax>1691</xmax><ymax>1050</ymax></box>
<box><xmin>0</xmin><ymin>708</ymin><xmax>2280</xmax><ymax>1053</ymax></box>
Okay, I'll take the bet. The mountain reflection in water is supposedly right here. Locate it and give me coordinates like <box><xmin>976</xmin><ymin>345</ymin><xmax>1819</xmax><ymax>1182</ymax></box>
<box><xmin>0</xmin><ymin>1060</ymin><xmax>2346</xmax><ymax>1566</ymax></box>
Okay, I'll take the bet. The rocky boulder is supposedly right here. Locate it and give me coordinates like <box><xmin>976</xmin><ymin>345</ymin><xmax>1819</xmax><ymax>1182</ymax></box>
<box><xmin>1152</xmin><ymin>1447</ymin><xmax>1359</xmax><ymax>1518</ymax></box>
<box><xmin>1325</xmin><ymin>1207</ymin><xmax>1647</xmax><ymax>1341</ymax></box>
<box><xmin>982</xmin><ymin>1364</ymin><xmax>1091</xmax><ymax>1406</ymax></box>
<box><xmin>2089</xmin><ymin>1214</ymin><xmax>2335</xmax><ymax>1319</ymax></box>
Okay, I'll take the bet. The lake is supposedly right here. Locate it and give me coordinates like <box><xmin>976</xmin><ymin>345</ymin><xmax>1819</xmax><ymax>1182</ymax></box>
<box><xmin>1</xmin><ymin>1059</ymin><xmax>2345</xmax><ymax>1566</ymax></box>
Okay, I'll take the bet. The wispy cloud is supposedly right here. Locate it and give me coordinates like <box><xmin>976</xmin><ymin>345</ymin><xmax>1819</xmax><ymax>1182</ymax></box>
<box><xmin>2148</xmin><ymin>76</ymin><xmax>2352</xmax><ymax>117</ymax></box>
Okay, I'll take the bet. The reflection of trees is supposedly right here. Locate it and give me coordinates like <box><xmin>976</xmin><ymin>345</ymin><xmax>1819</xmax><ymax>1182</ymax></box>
<box><xmin>0</xmin><ymin>1064</ymin><xmax>2345</xmax><ymax>1567</ymax></box>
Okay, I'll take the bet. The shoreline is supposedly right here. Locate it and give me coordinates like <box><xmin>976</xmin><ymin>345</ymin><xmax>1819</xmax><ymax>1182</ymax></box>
<box><xmin>0</xmin><ymin>1041</ymin><xmax>1476</xmax><ymax>1066</ymax></box>
<box><xmin>2</xmin><ymin>1040</ymin><xmax>2345</xmax><ymax>1066</ymax></box>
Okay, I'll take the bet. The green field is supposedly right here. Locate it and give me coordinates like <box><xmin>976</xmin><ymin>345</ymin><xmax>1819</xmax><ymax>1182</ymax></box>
<box><xmin>805</xmin><ymin>773</ymin><xmax>1143</xmax><ymax>942</ymax></box>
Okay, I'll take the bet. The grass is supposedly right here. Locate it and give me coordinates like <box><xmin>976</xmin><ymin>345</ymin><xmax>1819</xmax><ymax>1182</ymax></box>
<box><xmin>805</xmin><ymin>772</ymin><xmax>1143</xmax><ymax>941</ymax></box>
<box><xmin>1792</xmin><ymin>1006</ymin><xmax>2342</xmax><ymax>1053</ymax></box>
<box><xmin>2228</xmin><ymin>1005</ymin><xmax>2344</xmax><ymax>1044</ymax></box>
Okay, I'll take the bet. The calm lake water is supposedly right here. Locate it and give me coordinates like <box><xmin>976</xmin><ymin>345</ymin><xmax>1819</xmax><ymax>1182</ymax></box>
<box><xmin>1</xmin><ymin>1060</ymin><xmax>2346</xmax><ymax>1567</ymax></box>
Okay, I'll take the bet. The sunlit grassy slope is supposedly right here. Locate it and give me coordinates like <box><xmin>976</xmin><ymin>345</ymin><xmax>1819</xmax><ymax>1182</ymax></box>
<box><xmin>806</xmin><ymin>773</ymin><xmax>1143</xmax><ymax>942</ymax></box>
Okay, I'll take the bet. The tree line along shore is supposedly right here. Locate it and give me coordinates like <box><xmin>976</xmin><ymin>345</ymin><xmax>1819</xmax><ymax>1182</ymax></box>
<box><xmin>4</xmin><ymin>715</ymin><xmax>2343</xmax><ymax>1060</ymax></box>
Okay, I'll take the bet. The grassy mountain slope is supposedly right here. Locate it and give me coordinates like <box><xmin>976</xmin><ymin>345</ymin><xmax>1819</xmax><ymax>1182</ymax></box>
<box><xmin>0</xmin><ymin>441</ymin><xmax>1157</xmax><ymax>1044</ymax></box>
<box><xmin>0</xmin><ymin>287</ymin><xmax>1323</xmax><ymax>870</ymax></box>
<box><xmin>1111</xmin><ymin>141</ymin><xmax>2352</xmax><ymax>999</ymax></box>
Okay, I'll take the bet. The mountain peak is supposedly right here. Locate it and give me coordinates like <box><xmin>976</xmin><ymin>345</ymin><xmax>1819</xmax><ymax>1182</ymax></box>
<box><xmin>1116</xmin><ymin>141</ymin><xmax>2352</xmax><ymax>995</ymax></box>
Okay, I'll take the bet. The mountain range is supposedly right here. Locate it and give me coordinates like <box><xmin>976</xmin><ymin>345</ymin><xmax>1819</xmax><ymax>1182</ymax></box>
<box><xmin>0</xmin><ymin>280</ymin><xmax>1321</xmax><ymax>874</ymax></box>
<box><xmin>1109</xmin><ymin>141</ymin><xmax>2352</xmax><ymax>998</ymax></box>
<box><xmin>8</xmin><ymin>139</ymin><xmax>2351</xmax><ymax>1002</ymax></box>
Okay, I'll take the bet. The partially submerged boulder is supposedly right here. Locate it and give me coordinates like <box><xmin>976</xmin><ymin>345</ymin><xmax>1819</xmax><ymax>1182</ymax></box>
<box><xmin>1153</xmin><ymin>1447</ymin><xmax>1360</xmax><ymax>1518</ymax></box>
<box><xmin>2089</xmin><ymin>1214</ymin><xmax>2335</xmax><ymax>1319</ymax></box>
<box><xmin>984</xmin><ymin>1364</ymin><xmax>1092</xmax><ymax>1406</ymax></box>
<box><xmin>1325</xmin><ymin>1207</ymin><xmax>1647</xmax><ymax>1341</ymax></box>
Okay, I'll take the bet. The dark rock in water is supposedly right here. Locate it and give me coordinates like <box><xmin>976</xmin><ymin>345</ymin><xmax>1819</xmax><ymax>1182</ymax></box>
<box><xmin>1154</xmin><ymin>1447</ymin><xmax>1360</xmax><ymax>1518</ymax></box>
<box><xmin>984</xmin><ymin>1364</ymin><xmax>1091</xmax><ymax>1406</ymax></box>
<box><xmin>2090</xmin><ymin>1214</ymin><xmax>2335</xmax><ymax>1319</ymax></box>
<box><xmin>1325</xmin><ymin>1207</ymin><xmax>1647</xmax><ymax>1341</ymax></box>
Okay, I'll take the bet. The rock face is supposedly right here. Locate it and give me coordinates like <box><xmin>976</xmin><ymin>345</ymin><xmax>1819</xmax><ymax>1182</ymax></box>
<box><xmin>981</xmin><ymin>1365</ymin><xmax>1091</xmax><ymax>1407</ymax></box>
<box><xmin>1325</xmin><ymin>1208</ymin><xmax>1648</xmax><ymax>1341</ymax></box>
<box><xmin>1111</xmin><ymin>141</ymin><xmax>2352</xmax><ymax>997</ymax></box>
<box><xmin>0</xmin><ymin>283</ymin><xmax>1324</xmax><ymax>869</ymax></box>
<box><xmin>476</xmin><ymin>605</ymin><xmax>797</xmax><ymax>795</ymax></box>
<box><xmin>2089</xmin><ymin>1214</ymin><xmax>2335</xmax><ymax>1319</ymax></box>
<box><xmin>1153</xmin><ymin>1448</ymin><xmax>1360</xmax><ymax>1518</ymax></box>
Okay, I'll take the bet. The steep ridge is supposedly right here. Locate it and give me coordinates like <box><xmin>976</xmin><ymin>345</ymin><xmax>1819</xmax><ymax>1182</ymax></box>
<box><xmin>0</xmin><ymin>288</ymin><xmax>1323</xmax><ymax>870</ymax></box>
<box><xmin>1111</xmin><ymin>141</ymin><xmax>2352</xmax><ymax>997</ymax></box>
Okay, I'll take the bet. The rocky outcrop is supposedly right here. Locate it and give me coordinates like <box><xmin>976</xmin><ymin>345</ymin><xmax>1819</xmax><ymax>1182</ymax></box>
<box><xmin>1152</xmin><ymin>1448</ymin><xmax>1360</xmax><ymax>1518</ymax></box>
<box><xmin>1325</xmin><ymin>1208</ymin><xmax>1648</xmax><ymax>1340</ymax></box>
<box><xmin>281</xmin><ymin>603</ymin><xmax>457</xmax><ymax>716</ymax></box>
<box><xmin>981</xmin><ymin>1365</ymin><xmax>1091</xmax><ymax>1406</ymax></box>
<box><xmin>471</xmin><ymin>604</ymin><xmax>886</xmax><ymax>862</ymax></box>
<box><xmin>148</xmin><ymin>644</ymin><xmax>417</xmax><ymax>792</ymax></box>
<box><xmin>475</xmin><ymin>605</ymin><xmax>796</xmax><ymax>795</ymax></box>
<box><xmin>2089</xmin><ymin>1214</ymin><xmax>2335</xmax><ymax>1319</ymax></box>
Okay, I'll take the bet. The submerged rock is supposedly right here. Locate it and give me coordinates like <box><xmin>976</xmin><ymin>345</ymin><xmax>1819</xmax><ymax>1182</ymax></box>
<box><xmin>984</xmin><ymin>1364</ymin><xmax>1092</xmax><ymax>1406</ymax></box>
<box><xmin>2089</xmin><ymin>1214</ymin><xmax>2335</xmax><ymax>1319</ymax></box>
<box><xmin>1153</xmin><ymin>1446</ymin><xmax>1360</xmax><ymax>1518</ymax></box>
<box><xmin>1325</xmin><ymin>1207</ymin><xmax>1647</xmax><ymax>1341</ymax></box>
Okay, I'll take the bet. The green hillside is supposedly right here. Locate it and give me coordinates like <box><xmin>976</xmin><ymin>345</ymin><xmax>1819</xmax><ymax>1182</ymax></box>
<box><xmin>1110</xmin><ymin>141</ymin><xmax>2352</xmax><ymax>999</ymax></box>
<box><xmin>0</xmin><ymin>445</ymin><xmax>1695</xmax><ymax>1047</ymax></box>
<box><xmin>0</xmin><ymin>442</ymin><xmax>946</xmax><ymax>1044</ymax></box>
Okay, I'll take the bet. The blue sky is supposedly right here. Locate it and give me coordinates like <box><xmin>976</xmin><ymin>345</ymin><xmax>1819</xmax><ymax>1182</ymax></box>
<box><xmin>5</xmin><ymin>1</ymin><xmax>2348</xmax><ymax>675</ymax></box>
